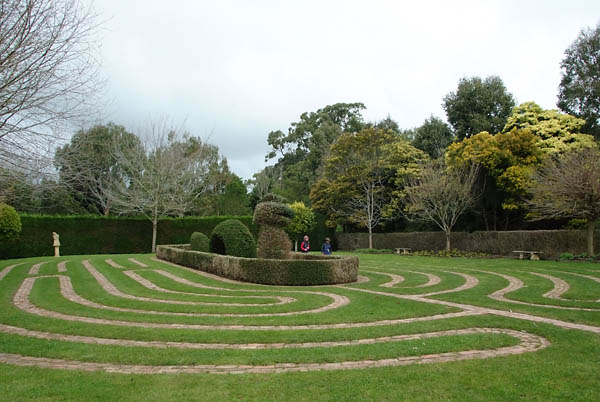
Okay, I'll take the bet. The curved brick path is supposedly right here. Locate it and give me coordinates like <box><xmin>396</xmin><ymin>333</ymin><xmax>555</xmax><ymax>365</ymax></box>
<box><xmin>0</xmin><ymin>328</ymin><xmax>549</xmax><ymax>374</ymax></box>
<box><xmin>4</xmin><ymin>257</ymin><xmax>600</xmax><ymax>375</ymax></box>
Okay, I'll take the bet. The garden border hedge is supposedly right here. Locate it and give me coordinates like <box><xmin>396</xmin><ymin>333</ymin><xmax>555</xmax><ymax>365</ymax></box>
<box><xmin>336</xmin><ymin>230</ymin><xmax>600</xmax><ymax>259</ymax></box>
<box><xmin>156</xmin><ymin>244</ymin><xmax>359</xmax><ymax>286</ymax></box>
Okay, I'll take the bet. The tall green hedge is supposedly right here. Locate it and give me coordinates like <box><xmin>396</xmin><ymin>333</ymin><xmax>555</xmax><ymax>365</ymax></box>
<box><xmin>0</xmin><ymin>214</ymin><xmax>257</xmax><ymax>259</ymax></box>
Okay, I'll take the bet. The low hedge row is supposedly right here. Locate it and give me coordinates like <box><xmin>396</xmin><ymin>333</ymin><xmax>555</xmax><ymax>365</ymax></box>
<box><xmin>156</xmin><ymin>245</ymin><xmax>359</xmax><ymax>286</ymax></box>
<box><xmin>337</xmin><ymin>230</ymin><xmax>600</xmax><ymax>259</ymax></box>
<box><xmin>0</xmin><ymin>215</ymin><xmax>257</xmax><ymax>259</ymax></box>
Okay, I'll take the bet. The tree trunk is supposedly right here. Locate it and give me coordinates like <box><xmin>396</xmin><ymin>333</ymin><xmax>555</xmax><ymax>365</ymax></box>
<box><xmin>445</xmin><ymin>231</ymin><xmax>451</xmax><ymax>251</ymax></box>
<box><xmin>587</xmin><ymin>219</ymin><xmax>595</xmax><ymax>256</ymax></box>
<box><xmin>294</xmin><ymin>240</ymin><xmax>298</xmax><ymax>252</ymax></box>
<box><xmin>368</xmin><ymin>226</ymin><xmax>373</xmax><ymax>249</ymax></box>
<box><xmin>152</xmin><ymin>218</ymin><xmax>158</xmax><ymax>253</ymax></box>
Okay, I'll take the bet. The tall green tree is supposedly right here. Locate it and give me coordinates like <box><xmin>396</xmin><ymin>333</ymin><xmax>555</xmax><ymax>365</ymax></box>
<box><xmin>412</xmin><ymin>116</ymin><xmax>455</xmax><ymax>159</ymax></box>
<box><xmin>55</xmin><ymin>123</ymin><xmax>140</xmax><ymax>215</ymax></box>
<box><xmin>558</xmin><ymin>24</ymin><xmax>600</xmax><ymax>138</ymax></box>
<box><xmin>443</xmin><ymin>76</ymin><xmax>516</xmax><ymax>141</ymax></box>
<box><xmin>215</xmin><ymin>174</ymin><xmax>251</xmax><ymax>216</ymax></box>
<box><xmin>266</xmin><ymin>102</ymin><xmax>366</xmax><ymax>202</ymax></box>
<box><xmin>310</xmin><ymin>128</ymin><xmax>426</xmax><ymax>248</ymax></box>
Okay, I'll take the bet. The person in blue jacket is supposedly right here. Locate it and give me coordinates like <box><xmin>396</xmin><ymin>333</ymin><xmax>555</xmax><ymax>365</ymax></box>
<box><xmin>321</xmin><ymin>237</ymin><xmax>332</xmax><ymax>255</ymax></box>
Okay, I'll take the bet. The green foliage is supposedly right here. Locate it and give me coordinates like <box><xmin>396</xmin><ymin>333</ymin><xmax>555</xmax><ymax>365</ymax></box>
<box><xmin>503</xmin><ymin>102</ymin><xmax>596</xmax><ymax>155</ymax></box>
<box><xmin>559</xmin><ymin>252</ymin><xmax>575</xmax><ymax>260</ymax></box>
<box><xmin>0</xmin><ymin>214</ymin><xmax>256</xmax><ymax>259</ymax></box>
<box><xmin>256</xmin><ymin>224</ymin><xmax>292</xmax><ymax>260</ymax></box>
<box><xmin>260</xmin><ymin>193</ymin><xmax>289</xmax><ymax>204</ymax></box>
<box><xmin>0</xmin><ymin>203</ymin><xmax>21</xmax><ymax>241</ymax></box>
<box><xmin>266</xmin><ymin>102</ymin><xmax>367</xmax><ymax>202</ymax></box>
<box><xmin>558</xmin><ymin>23</ymin><xmax>600</xmax><ymax>137</ymax></box>
<box><xmin>412</xmin><ymin>249</ymin><xmax>489</xmax><ymax>258</ymax></box>
<box><xmin>253</xmin><ymin>200</ymin><xmax>294</xmax><ymax>259</ymax></box>
<box><xmin>411</xmin><ymin>115</ymin><xmax>455</xmax><ymax>159</ymax></box>
<box><xmin>443</xmin><ymin>76</ymin><xmax>516</xmax><ymax>141</ymax></box>
<box><xmin>54</xmin><ymin>123</ymin><xmax>140</xmax><ymax>215</ymax></box>
<box><xmin>446</xmin><ymin>128</ymin><xmax>543</xmax><ymax>211</ymax></box>
<box><xmin>189</xmin><ymin>232</ymin><xmax>209</xmax><ymax>252</ymax></box>
<box><xmin>210</xmin><ymin>219</ymin><xmax>257</xmax><ymax>258</ymax></box>
<box><xmin>253</xmin><ymin>202</ymin><xmax>294</xmax><ymax>227</ymax></box>
<box><xmin>158</xmin><ymin>244</ymin><xmax>359</xmax><ymax>285</ymax></box>
<box><xmin>213</xmin><ymin>174</ymin><xmax>251</xmax><ymax>216</ymax></box>
<box><xmin>285</xmin><ymin>201</ymin><xmax>315</xmax><ymax>240</ymax></box>
<box><xmin>311</xmin><ymin>128</ymin><xmax>427</xmax><ymax>231</ymax></box>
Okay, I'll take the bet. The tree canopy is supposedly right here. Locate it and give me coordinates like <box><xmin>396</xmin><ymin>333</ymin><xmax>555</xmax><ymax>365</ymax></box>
<box><xmin>266</xmin><ymin>102</ymin><xmax>366</xmax><ymax>202</ymax></box>
<box><xmin>411</xmin><ymin>116</ymin><xmax>455</xmax><ymax>159</ymax></box>
<box><xmin>310</xmin><ymin>128</ymin><xmax>426</xmax><ymax>248</ymax></box>
<box><xmin>558</xmin><ymin>23</ymin><xmax>600</xmax><ymax>138</ymax></box>
<box><xmin>443</xmin><ymin>76</ymin><xmax>516</xmax><ymax>141</ymax></box>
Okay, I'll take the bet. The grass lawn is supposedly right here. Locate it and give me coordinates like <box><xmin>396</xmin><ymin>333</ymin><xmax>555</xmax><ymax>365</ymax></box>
<box><xmin>0</xmin><ymin>252</ymin><xmax>599</xmax><ymax>401</ymax></box>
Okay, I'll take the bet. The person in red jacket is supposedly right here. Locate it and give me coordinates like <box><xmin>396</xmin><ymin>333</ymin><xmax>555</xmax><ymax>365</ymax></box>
<box><xmin>300</xmin><ymin>235</ymin><xmax>310</xmax><ymax>253</ymax></box>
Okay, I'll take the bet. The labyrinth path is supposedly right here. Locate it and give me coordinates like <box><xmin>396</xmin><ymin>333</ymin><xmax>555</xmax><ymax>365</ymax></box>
<box><xmin>1</xmin><ymin>254</ymin><xmax>599</xmax><ymax>375</ymax></box>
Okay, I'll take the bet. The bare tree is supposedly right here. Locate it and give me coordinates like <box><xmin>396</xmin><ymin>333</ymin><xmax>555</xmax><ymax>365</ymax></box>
<box><xmin>404</xmin><ymin>161</ymin><xmax>480</xmax><ymax>251</ymax></box>
<box><xmin>528</xmin><ymin>147</ymin><xmax>600</xmax><ymax>255</ymax></box>
<box><xmin>334</xmin><ymin>175</ymin><xmax>392</xmax><ymax>250</ymax></box>
<box><xmin>106</xmin><ymin>121</ymin><xmax>217</xmax><ymax>252</ymax></box>
<box><xmin>0</xmin><ymin>0</ymin><xmax>102</xmax><ymax>171</ymax></box>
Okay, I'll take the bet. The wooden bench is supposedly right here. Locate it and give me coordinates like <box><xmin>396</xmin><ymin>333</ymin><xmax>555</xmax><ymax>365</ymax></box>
<box><xmin>395</xmin><ymin>247</ymin><xmax>411</xmax><ymax>255</ymax></box>
<box><xmin>513</xmin><ymin>251</ymin><xmax>542</xmax><ymax>260</ymax></box>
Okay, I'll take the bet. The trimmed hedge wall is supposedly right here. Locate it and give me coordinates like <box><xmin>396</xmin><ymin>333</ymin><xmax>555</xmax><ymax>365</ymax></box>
<box><xmin>0</xmin><ymin>215</ymin><xmax>257</xmax><ymax>259</ymax></box>
<box><xmin>336</xmin><ymin>230</ymin><xmax>600</xmax><ymax>259</ymax></box>
<box><xmin>157</xmin><ymin>244</ymin><xmax>359</xmax><ymax>286</ymax></box>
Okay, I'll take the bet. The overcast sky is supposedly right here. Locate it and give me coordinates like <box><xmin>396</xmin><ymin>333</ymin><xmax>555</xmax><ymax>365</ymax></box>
<box><xmin>92</xmin><ymin>0</ymin><xmax>600</xmax><ymax>180</ymax></box>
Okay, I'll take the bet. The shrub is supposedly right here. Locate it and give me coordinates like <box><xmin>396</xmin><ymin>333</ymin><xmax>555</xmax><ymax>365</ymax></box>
<box><xmin>210</xmin><ymin>219</ymin><xmax>256</xmax><ymax>258</ymax></box>
<box><xmin>254</xmin><ymin>201</ymin><xmax>294</xmax><ymax>259</ymax></box>
<box><xmin>559</xmin><ymin>252</ymin><xmax>575</xmax><ymax>260</ymax></box>
<box><xmin>253</xmin><ymin>202</ymin><xmax>294</xmax><ymax>227</ymax></box>
<box><xmin>189</xmin><ymin>232</ymin><xmax>209</xmax><ymax>252</ymax></box>
<box><xmin>412</xmin><ymin>249</ymin><xmax>489</xmax><ymax>258</ymax></box>
<box><xmin>0</xmin><ymin>203</ymin><xmax>21</xmax><ymax>241</ymax></box>
<box><xmin>157</xmin><ymin>245</ymin><xmax>359</xmax><ymax>285</ymax></box>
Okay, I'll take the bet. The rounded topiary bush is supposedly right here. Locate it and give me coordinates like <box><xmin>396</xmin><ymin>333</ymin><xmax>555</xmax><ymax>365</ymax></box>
<box><xmin>209</xmin><ymin>219</ymin><xmax>256</xmax><ymax>258</ymax></box>
<box><xmin>0</xmin><ymin>203</ymin><xmax>21</xmax><ymax>241</ymax></box>
<box><xmin>189</xmin><ymin>231</ymin><xmax>209</xmax><ymax>252</ymax></box>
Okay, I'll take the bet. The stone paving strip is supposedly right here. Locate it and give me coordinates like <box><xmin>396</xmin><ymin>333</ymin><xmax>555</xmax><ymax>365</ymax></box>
<box><xmin>57</xmin><ymin>261</ymin><xmax>69</xmax><ymax>273</ymax></box>
<box><xmin>342</xmin><ymin>284</ymin><xmax>600</xmax><ymax>334</ymax></box>
<box><xmin>123</xmin><ymin>270</ymin><xmax>295</xmax><ymax>306</ymax></box>
<box><xmin>36</xmin><ymin>275</ymin><xmax>293</xmax><ymax>318</ymax></box>
<box><xmin>105</xmin><ymin>259</ymin><xmax>125</xmax><ymax>269</ymax></box>
<box><xmin>28</xmin><ymin>261</ymin><xmax>47</xmax><ymax>275</ymax></box>
<box><xmin>129</xmin><ymin>258</ymin><xmax>148</xmax><ymax>267</ymax></box>
<box><xmin>82</xmin><ymin>260</ymin><xmax>349</xmax><ymax>316</ymax></box>
<box><xmin>12</xmin><ymin>275</ymin><xmax>481</xmax><ymax>330</ymax></box>
<box><xmin>0</xmin><ymin>263</ymin><xmax>24</xmax><ymax>281</ymax></box>
<box><xmin>0</xmin><ymin>328</ymin><xmax>549</xmax><ymax>374</ymax></box>
<box><xmin>530</xmin><ymin>271</ymin><xmax>600</xmax><ymax>302</ymax></box>
<box><xmin>409</xmin><ymin>271</ymin><xmax>442</xmax><ymax>288</ymax></box>
<box><xmin>483</xmin><ymin>270</ymin><xmax>600</xmax><ymax>311</ymax></box>
<box><xmin>416</xmin><ymin>271</ymin><xmax>479</xmax><ymax>296</ymax></box>
<box><xmin>363</xmin><ymin>271</ymin><xmax>405</xmax><ymax>288</ymax></box>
